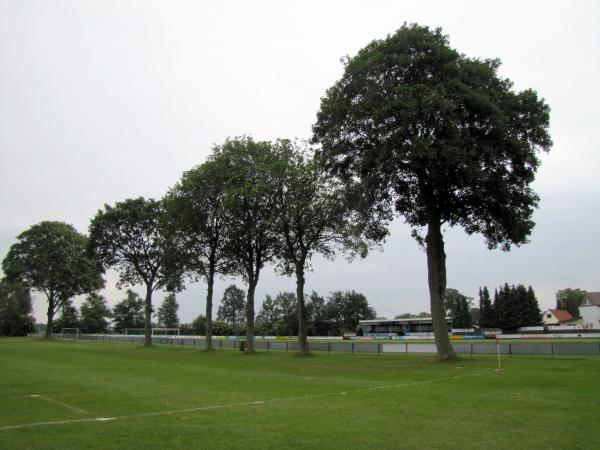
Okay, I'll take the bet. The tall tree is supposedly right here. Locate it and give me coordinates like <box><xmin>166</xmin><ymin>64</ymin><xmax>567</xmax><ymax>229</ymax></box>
<box><xmin>0</xmin><ymin>279</ymin><xmax>35</xmax><ymax>336</ymax></box>
<box><xmin>443</xmin><ymin>288</ymin><xmax>472</xmax><ymax>317</ymax></box>
<box><xmin>164</xmin><ymin>158</ymin><xmax>232</xmax><ymax>350</ymax></box>
<box><xmin>524</xmin><ymin>286</ymin><xmax>543</xmax><ymax>326</ymax></box>
<box><xmin>52</xmin><ymin>302</ymin><xmax>80</xmax><ymax>332</ymax></box>
<box><xmin>112</xmin><ymin>289</ymin><xmax>145</xmax><ymax>332</ymax></box>
<box><xmin>215</xmin><ymin>137</ymin><xmax>281</xmax><ymax>353</ymax></box>
<box><xmin>217</xmin><ymin>284</ymin><xmax>246</xmax><ymax>326</ymax></box>
<box><xmin>312</xmin><ymin>24</ymin><xmax>551</xmax><ymax>360</ymax></box>
<box><xmin>271</xmin><ymin>140</ymin><xmax>369</xmax><ymax>354</ymax></box>
<box><xmin>271</xmin><ymin>292</ymin><xmax>298</xmax><ymax>336</ymax></box>
<box><xmin>89</xmin><ymin>197</ymin><xmax>180</xmax><ymax>346</ymax></box>
<box><xmin>555</xmin><ymin>288</ymin><xmax>586</xmax><ymax>319</ymax></box>
<box><xmin>325</xmin><ymin>291</ymin><xmax>376</xmax><ymax>334</ymax></box>
<box><xmin>478</xmin><ymin>286</ymin><xmax>495</xmax><ymax>328</ymax></box>
<box><xmin>2</xmin><ymin>221</ymin><xmax>103</xmax><ymax>338</ymax></box>
<box><xmin>307</xmin><ymin>291</ymin><xmax>329</xmax><ymax>336</ymax></box>
<box><xmin>79</xmin><ymin>293</ymin><xmax>112</xmax><ymax>334</ymax></box>
<box><xmin>256</xmin><ymin>295</ymin><xmax>277</xmax><ymax>336</ymax></box>
<box><xmin>452</xmin><ymin>297</ymin><xmax>473</xmax><ymax>328</ymax></box>
<box><xmin>157</xmin><ymin>293</ymin><xmax>179</xmax><ymax>328</ymax></box>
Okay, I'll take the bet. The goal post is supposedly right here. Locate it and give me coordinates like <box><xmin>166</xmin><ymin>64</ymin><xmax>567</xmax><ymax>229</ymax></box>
<box><xmin>152</xmin><ymin>327</ymin><xmax>180</xmax><ymax>336</ymax></box>
<box><xmin>61</xmin><ymin>328</ymin><xmax>80</xmax><ymax>340</ymax></box>
<box><xmin>125</xmin><ymin>328</ymin><xmax>144</xmax><ymax>335</ymax></box>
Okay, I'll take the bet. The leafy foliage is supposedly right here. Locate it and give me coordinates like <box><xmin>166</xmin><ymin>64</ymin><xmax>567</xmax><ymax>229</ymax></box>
<box><xmin>270</xmin><ymin>140</ymin><xmax>370</xmax><ymax>353</ymax></box>
<box><xmin>217</xmin><ymin>284</ymin><xmax>246</xmax><ymax>326</ymax></box>
<box><xmin>478</xmin><ymin>286</ymin><xmax>495</xmax><ymax>328</ymax></box>
<box><xmin>164</xmin><ymin>158</ymin><xmax>233</xmax><ymax>347</ymax></box>
<box><xmin>112</xmin><ymin>289</ymin><xmax>144</xmax><ymax>332</ymax></box>
<box><xmin>443</xmin><ymin>288</ymin><xmax>473</xmax><ymax>317</ymax></box>
<box><xmin>2</xmin><ymin>221</ymin><xmax>103</xmax><ymax>337</ymax></box>
<box><xmin>157</xmin><ymin>293</ymin><xmax>179</xmax><ymax>328</ymax></box>
<box><xmin>493</xmin><ymin>284</ymin><xmax>542</xmax><ymax>331</ymax></box>
<box><xmin>89</xmin><ymin>197</ymin><xmax>179</xmax><ymax>345</ymax></box>
<box><xmin>79</xmin><ymin>293</ymin><xmax>112</xmax><ymax>333</ymax></box>
<box><xmin>312</xmin><ymin>23</ymin><xmax>551</xmax><ymax>359</ymax></box>
<box><xmin>555</xmin><ymin>288</ymin><xmax>586</xmax><ymax>319</ymax></box>
<box><xmin>89</xmin><ymin>197</ymin><xmax>176</xmax><ymax>291</ymax></box>
<box><xmin>211</xmin><ymin>136</ymin><xmax>283</xmax><ymax>352</ymax></box>
<box><xmin>0</xmin><ymin>279</ymin><xmax>35</xmax><ymax>336</ymax></box>
<box><xmin>51</xmin><ymin>302</ymin><xmax>80</xmax><ymax>332</ymax></box>
<box><xmin>451</xmin><ymin>297</ymin><xmax>473</xmax><ymax>328</ymax></box>
<box><xmin>324</xmin><ymin>290</ymin><xmax>376</xmax><ymax>334</ymax></box>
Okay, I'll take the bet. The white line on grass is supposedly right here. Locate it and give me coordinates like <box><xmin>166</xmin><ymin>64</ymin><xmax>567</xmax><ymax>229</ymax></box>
<box><xmin>2</xmin><ymin>372</ymin><xmax>487</xmax><ymax>431</ymax></box>
<box><xmin>27</xmin><ymin>394</ymin><xmax>92</xmax><ymax>415</ymax></box>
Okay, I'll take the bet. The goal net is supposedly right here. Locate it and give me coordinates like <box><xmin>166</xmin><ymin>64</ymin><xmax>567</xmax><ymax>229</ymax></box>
<box><xmin>152</xmin><ymin>327</ymin><xmax>180</xmax><ymax>336</ymax></box>
<box><xmin>61</xmin><ymin>328</ymin><xmax>80</xmax><ymax>340</ymax></box>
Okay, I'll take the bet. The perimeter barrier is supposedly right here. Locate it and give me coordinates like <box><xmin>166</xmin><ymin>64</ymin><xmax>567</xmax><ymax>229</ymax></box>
<box><xmin>49</xmin><ymin>333</ymin><xmax>600</xmax><ymax>356</ymax></box>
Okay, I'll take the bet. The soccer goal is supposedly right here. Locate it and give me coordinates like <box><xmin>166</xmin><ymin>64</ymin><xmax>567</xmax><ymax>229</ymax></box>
<box><xmin>125</xmin><ymin>328</ymin><xmax>144</xmax><ymax>335</ymax></box>
<box><xmin>152</xmin><ymin>328</ymin><xmax>180</xmax><ymax>336</ymax></box>
<box><xmin>61</xmin><ymin>328</ymin><xmax>80</xmax><ymax>340</ymax></box>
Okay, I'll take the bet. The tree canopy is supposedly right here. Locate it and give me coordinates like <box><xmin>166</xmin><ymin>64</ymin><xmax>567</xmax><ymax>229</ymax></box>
<box><xmin>216</xmin><ymin>284</ymin><xmax>246</xmax><ymax>326</ymax></box>
<box><xmin>0</xmin><ymin>279</ymin><xmax>35</xmax><ymax>336</ymax></box>
<box><xmin>89</xmin><ymin>197</ymin><xmax>178</xmax><ymax>346</ymax></box>
<box><xmin>270</xmin><ymin>139</ymin><xmax>369</xmax><ymax>353</ymax></box>
<box><xmin>164</xmin><ymin>157</ymin><xmax>232</xmax><ymax>349</ymax></box>
<box><xmin>112</xmin><ymin>289</ymin><xmax>145</xmax><ymax>332</ymax></box>
<box><xmin>2</xmin><ymin>221</ymin><xmax>103</xmax><ymax>338</ymax></box>
<box><xmin>312</xmin><ymin>23</ymin><xmax>551</xmax><ymax>360</ymax></box>
<box><xmin>555</xmin><ymin>288</ymin><xmax>586</xmax><ymax>319</ymax></box>
<box><xmin>157</xmin><ymin>293</ymin><xmax>179</xmax><ymax>328</ymax></box>
<box><xmin>212</xmin><ymin>136</ymin><xmax>283</xmax><ymax>353</ymax></box>
<box><xmin>79</xmin><ymin>293</ymin><xmax>112</xmax><ymax>334</ymax></box>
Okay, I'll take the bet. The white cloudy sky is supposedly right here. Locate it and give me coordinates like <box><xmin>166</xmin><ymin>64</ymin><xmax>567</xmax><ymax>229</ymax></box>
<box><xmin>1</xmin><ymin>0</ymin><xmax>599</xmax><ymax>323</ymax></box>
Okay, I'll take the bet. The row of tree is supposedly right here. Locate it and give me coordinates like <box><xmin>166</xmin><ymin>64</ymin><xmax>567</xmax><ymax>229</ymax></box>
<box><xmin>0</xmin><ymin>279</ymin><xmax>35</xmax><ymax>336</ymax></box>
<box><xmin>35</xmin><ymin>280</ymin><xmax>375</xmax><ymax>338</ymax></box>
<box><xmin>49</xmin><ymin>290</ymin><xmax>180</xmax><ymax>334</ymax></box>
<box><xmin>185</xmin><ymin>288</ymin><xmax>375</xmax><ymax>337</ymax></box>
<box><xmin>478</xmin><ymin>284</ymin><xmax>543</xmax><ymax>330</ymax></box>
<box><xmin>395</xmin><ymin>285</ymin><xmax>543</xmax><ymax>331</ymax></box>
<box><xmin>2</xmin><ymin>24</ymin><xmax>552</xmax><ymax>360</ymax></box>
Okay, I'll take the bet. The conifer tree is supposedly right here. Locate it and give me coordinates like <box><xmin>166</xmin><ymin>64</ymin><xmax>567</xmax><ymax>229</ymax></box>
<box><xmin>478</xmin><ymin>286</ymin><xmax>495</xmax><ymax>328</ymax></box>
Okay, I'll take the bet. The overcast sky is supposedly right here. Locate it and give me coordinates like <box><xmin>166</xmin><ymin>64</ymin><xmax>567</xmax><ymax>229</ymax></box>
<box><xmin>1</xmin><ymin>0</ymin><xmax>599</xmax><ymax>323</ymax></box>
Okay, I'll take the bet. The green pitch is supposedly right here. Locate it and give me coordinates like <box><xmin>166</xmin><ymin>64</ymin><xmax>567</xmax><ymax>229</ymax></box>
<box><xmin>1</xmin><ymin>338</ymin><xmax>599</xmax><ymax>449</ymax></box>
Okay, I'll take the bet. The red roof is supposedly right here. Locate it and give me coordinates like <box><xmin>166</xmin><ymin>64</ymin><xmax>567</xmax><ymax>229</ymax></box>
<box><xmin>549</xmin><ymin>309</ymin><xmax>573</xmax><ymax>323</ymax></box>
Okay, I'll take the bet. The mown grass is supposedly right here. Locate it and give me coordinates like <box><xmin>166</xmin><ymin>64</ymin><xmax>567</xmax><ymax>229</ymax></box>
<box><xmin>1</xmin><ymin>337</ymin><xmax>599</xmax><ymax>449</ymax></box>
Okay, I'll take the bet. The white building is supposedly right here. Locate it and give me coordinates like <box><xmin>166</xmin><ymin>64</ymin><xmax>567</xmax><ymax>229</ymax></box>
<box><xmin>542</xmin><ymin>309</ymin><xmax>574</xmax><ymax>325</ymax></box>
<box><xmin>579</xmin><ymin>292</ymin><xmax>600</xmax><ymax>329</ymax></box>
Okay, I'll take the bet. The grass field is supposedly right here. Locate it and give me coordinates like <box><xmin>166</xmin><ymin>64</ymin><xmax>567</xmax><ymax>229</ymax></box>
<box><xmin>1</xmin><ymin>338</ymin><xmax>599</xmax><ymax>449</ymax></box>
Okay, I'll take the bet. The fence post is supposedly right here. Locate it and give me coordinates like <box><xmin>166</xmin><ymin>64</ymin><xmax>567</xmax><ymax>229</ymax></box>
<box><xmin>267</xmin><ymin>341</ymin><xmax>270</xmax><ymax>351</ymax></box>
<box><xmin>352</xmin><ymin>342</ymin><xmax>354</xmax><ymax>354</ymax></box>
<box><xmin>509</xmin><ymin>343</ymin><xmax>512</xmax><ymax>357</ymax></box>
<box><xmin>286</xmin><ymin>342</ymin><xmax>289</xmax><ymax>351</ymax></box>
<box><xmin>551</xmin><ymin>343</ymin><xmax>554</xmax><ymax>357</ymax></box>
<box><xmin>470</xmin><ymin>343</ymin><xmax>473</xmax><ymax>356</ymax></box>
<box><xmin>378</xmin><ymin>343</ymin><xmax>381</xmax><ymax>355</ymax></box>
<box><xmin>328</xmin><ymin>342</ymin><xmax>331</xmax><ymax>354</ymax></box>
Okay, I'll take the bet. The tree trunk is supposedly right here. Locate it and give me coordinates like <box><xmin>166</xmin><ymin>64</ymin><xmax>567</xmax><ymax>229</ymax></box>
<box><xmin>205</xmin><ymin>263</ymin><xmax>215</xmax><ymax>350</ymax></box>
<box><xmin>144</xmin><ymin>284</ymin><xmax>153</xmax><ymax>347</ymax></box>
<box><xmin>45</xmin><ymin>298</ymin><xmax>54</xmax><ymax>338</ymax></box>
<box><xmin>426</xmin><ymin>215</ymin><xmax>457</xmax><ymax>361</ymax></box>
<box><xmin>295</xmin><ymin>264</ymin><xmax>309</xmax><ymax>355</ymax></box>
<box><xmin>245</xmin><ymin>280</ymin><xmax>256</xmax><ymax>354</ymax></box>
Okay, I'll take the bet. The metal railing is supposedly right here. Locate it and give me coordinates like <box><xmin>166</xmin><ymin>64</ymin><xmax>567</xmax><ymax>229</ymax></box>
<box><xmin>49</xmin><ymin>333</ymin><xmax>600</xmax><ymax>356</ymax></box>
